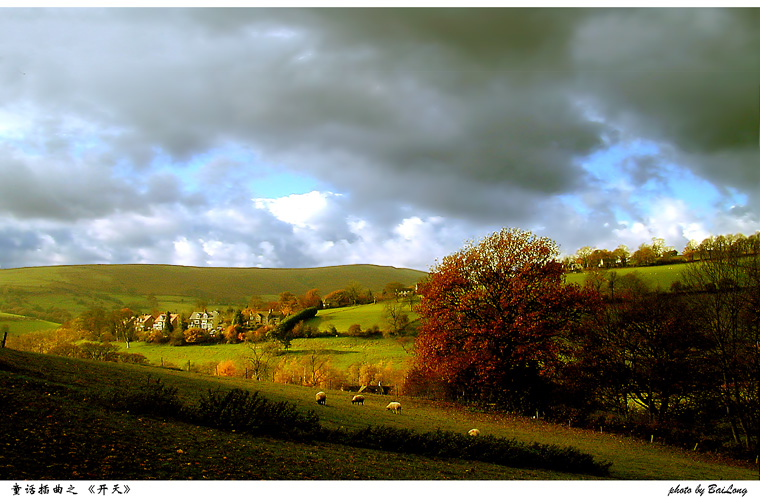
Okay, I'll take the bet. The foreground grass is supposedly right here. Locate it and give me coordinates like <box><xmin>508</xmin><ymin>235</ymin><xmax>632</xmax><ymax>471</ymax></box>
<box><xmin>0</xmin><ymin>348</ymin><xmax>755</xmax><ymax>480</ymax></box>
<box><xmin>0</xmin><ymin>349</ymin><xmax>595</xmax><ymax>480</ymax></box>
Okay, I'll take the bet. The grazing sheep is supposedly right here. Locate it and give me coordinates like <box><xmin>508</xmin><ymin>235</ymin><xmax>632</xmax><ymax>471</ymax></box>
<box><xmin>386</xmin><ymin>401</ymin><xmax>402</xmax><ymax>414</ymax></box>
<box><xmin>468</xmin><ymin>428</ymin><xmax>481</xmax><ymax>437</ymax></box>
<box><xmin>315</xmin><ymin>391</ymin><xmax>327</xmax><ymax>405</ymax></box>
<box><xmin>351</xmin><ymin>394</ymin><xmax>365</xmax><ymax>405</ymax></box>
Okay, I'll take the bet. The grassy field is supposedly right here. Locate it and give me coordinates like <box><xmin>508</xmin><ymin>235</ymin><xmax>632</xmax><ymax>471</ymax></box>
<box><xmin>116</xmin><ymin>334</ymin><xmax>412</xmax><ymax>377</ymax></box>
<box><xmin>305</xmin><ymin>301</ymin><xmax>419</xmax><ymax>331</ymax></box>
<box><xmin>0</xmin><ymin>312</ymin><xmax>60</xmax><ymax>338</ymax></box>
<box><xmin>0</xmin><ymin>347</ymin><xmax>755</xmax><ymax>480</ymax></box>
<box><xmin>564</xmin><ymin>263</ymin><xmax>689</xmax><ymax>289</ymax></box>
<box><xmin>4</xmin><ymin>261</ymin><xmax>757</xmax><ymax>481</ymax></box>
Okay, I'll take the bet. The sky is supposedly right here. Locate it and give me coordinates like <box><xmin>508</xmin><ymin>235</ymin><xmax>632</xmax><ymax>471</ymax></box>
<box><xmin>0</xmin><ymin>7</ymin><xmax>758</xmax><ymax>271</ymax></box>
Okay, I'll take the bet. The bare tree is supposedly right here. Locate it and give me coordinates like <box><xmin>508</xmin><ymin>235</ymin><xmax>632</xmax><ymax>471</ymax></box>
<box><xmin>383</xmin><ymin>300</ymin><xmax>409</xmax><ymax>336</ymax></box>
<box><xmin>246</xmin><ymin>342</ymin><xmax>278</xmax><ymax>381</ymax></box>
<box><xmin>304</xmin><ymin>350</ymin><xmax>331</xmax><ymax>387</ymax></box>
<box><xmin>681</xmin><ymin>236</ymin><xmax>759</xmax><ymax>451</ymax></box>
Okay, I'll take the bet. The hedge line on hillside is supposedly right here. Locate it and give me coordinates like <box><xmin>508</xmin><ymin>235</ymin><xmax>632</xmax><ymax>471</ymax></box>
<box><xmin>321</xmin><ymin>425</ymin><xmax>611</xmax><ymax>476</ymax></box>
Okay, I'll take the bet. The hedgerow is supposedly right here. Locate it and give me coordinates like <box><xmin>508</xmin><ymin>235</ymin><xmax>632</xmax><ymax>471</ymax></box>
<box><xmin>319</xmin><ymin>425</ymin><xmax>611</xmax><ymax>477</ymax></box>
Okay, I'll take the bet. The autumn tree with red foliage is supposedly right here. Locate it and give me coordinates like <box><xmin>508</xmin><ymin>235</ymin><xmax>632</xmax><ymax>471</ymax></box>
<box><xmin>411</xmin><ymin>228</ymin><xmax>590</xmax><ymax>412</ymax></box>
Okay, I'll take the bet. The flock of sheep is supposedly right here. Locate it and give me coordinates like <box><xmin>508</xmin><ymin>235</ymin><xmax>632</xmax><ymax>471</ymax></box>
<box><xmin>314</xmin><ymin>391</ymin><xmax>480</xmax><ymax>437</ymax></box>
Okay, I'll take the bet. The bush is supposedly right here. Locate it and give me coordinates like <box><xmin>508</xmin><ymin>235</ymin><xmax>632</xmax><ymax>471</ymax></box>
<box><xmin>216</xmin><ymin>359</ymin><xmax>237</xmax><ymax>377</ymax></box>
<box><xmin>347</xmin><ymin>324</ymin><xmax>363</xmax><ymax>336</ymax></box>
<box><xmin>96</xmin><ymin>376</ymin><xmax>185</xmax><ymax>418</ymax></box>
<box><xmin>183</xmin><ymin>327</ymin><xmax>210</xmax><ymax>345</ymax></box>
<box><xmin>113</xmin><ymin>351</ymin><xmax>149</xmax><ymax>364</ymax></box>
<box><xmin>191</xmin><ymin>388</ymin><xmax>320</xmax><ymax>440</ymax></box>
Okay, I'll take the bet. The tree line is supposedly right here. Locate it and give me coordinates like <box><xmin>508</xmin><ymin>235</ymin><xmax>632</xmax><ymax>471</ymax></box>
<box><xmin>568</xmin><ymin>232</ymin><xmax>760</xmax><ymax>270</ymax></box>
<box><xmin>409</xmin><ymin>227</ymin><xmax>759</xmax><ymax>459</ymax></box>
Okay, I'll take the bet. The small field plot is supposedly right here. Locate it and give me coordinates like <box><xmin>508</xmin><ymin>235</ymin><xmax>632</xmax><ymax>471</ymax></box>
<box><xmin>307</xmin><ymin>302</ymin><xmax>419</xmax><ymax>332</ymax></box>
<box><xmin>565</xmin><ymin>264</ymin><xmax>690</xmax><ymax>289</ymax></box>
<box><xmin>0</xmin><ymin>312</ymin><xmax>60</xmax><ymax>337</ymax></box>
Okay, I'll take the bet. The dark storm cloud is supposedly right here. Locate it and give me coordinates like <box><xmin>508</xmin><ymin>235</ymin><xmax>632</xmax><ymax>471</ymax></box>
<box><xmin>0</xmin><ymin>8</ymin><xmax>757</xmax><ymax>268</ymax></box>
<box><xmin>571</xmin><ymin>9</ymin><xmax>760</xmax><ymax>184</ymax></box>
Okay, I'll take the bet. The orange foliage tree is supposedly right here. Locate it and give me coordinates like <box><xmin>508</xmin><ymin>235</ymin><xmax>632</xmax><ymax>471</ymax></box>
<box><xmin>411</xmin><ymin>227</ymin><xmax>590</xmax><ymax>412</ymax></box>
<box><xmin>299</xmin><ymin>288</ymin><xmax>322</xmax><ymax>309</ymax></box>
<box><xmin>216</xmin><ymin>359</ymin><xmax>238</xmax><ymax>377</ymax></box>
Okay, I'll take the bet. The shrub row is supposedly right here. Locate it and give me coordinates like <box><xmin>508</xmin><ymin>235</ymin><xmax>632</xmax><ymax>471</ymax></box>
<box><xmin>321</xmin><ymin>425</ymin><xmax>611</xmax><ymax>477</ymax></box>
<box><xmin>48</xmin><ymin>341</ymin><xmax>148</xmax><ymax>365</ymax></box>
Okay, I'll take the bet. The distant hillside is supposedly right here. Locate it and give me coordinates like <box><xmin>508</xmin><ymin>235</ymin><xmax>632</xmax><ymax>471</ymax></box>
<box><xmin>0</xmin><ymin>264</ymin><xmax>427</xmax><ymax>319</ymax></box>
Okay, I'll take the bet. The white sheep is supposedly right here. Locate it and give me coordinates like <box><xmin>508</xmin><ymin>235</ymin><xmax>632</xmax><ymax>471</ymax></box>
<box><xmin>315</xmin><ymin>391</ymin><xmax>327</xmax><ymax>405</ymax></box>
<box><xmin>468</xmin><ymin>428</ymin><xmax>481</xmax><ymax>437</ymax></box>
<box><xmin>386</xmin><ymin>401</ymin><xmax>401</xmax><ymax>414</ymax></box>
<box><xmin>351</xmin><ymin>394</ymin><xmax>365</xmax><ymax>405</ymax></box>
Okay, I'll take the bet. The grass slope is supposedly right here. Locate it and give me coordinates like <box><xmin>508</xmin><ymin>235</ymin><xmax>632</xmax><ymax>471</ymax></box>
<box><xmin>0</xmin><ymin>313</ymin><xmax>59</xmax><ymax>338</ymax></box>
<box><xmin>0</xmin><ymin>263</ymin><xmax>427</xmax><ymax>318</ymax></box>
<box><xmin>0</xmin><ymin>348</ymin><xmax>755</xmax><ymax>480</ymax></box>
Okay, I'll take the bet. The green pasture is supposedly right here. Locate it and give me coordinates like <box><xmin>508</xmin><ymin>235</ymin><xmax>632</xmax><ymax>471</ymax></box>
<box><xmin>306</xmin><ymin>301</ymin><xmax>419</xmax><ymax>332</ymax></box>
<box><xmin>119</xmin><ymin>334</ymin><xmax>412</xmax><ymax>375</ymax></box>
<box><xmin>0</xmin><ymin>312</ymin><xmax>59</xmax><ymax>337</ymax></box>
<box><xmin>120</xmin><ymin>302</ymin><xmax>418</xmax><ymax>373</ymax></box>
<box><xmin>564</xmin><ymin>263</ymin><xmax>689</xmax><ymax>289</ymax></box>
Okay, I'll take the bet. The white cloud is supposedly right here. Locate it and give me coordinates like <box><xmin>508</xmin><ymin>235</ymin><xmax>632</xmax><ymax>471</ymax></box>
<box><xmin>253</xmin><ymin>191</ymin><xmax>340</xmax><ymax>229</ymax></box>
<box><xmin>172</xmin><ymin>237</ymin><xmax>203</xmax><ymax>267</ymax></box>
<box><xmin>612</xmin><ymin>198</ymin><xmax>711</xmax><ymax>252</ymax></box>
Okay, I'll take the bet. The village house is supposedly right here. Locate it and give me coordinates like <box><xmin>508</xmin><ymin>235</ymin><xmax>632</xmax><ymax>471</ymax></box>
<box><xmin>245</xmin><ymin>309</ymin><xmax>284</xmax><ymax>328</ymax></box>
<box><xmin>152</xmin><ymin>313</ymin><xmax>179</xmax><ymax>331</ymax></box>
<box><xmin>134</xmin><ymin>314</ymin><xmax>155</xmax><ymax>332</ymax></box>
<box><xmin>188</xmin><ymin>310</ymin><xmax>224</xmax><ymax>332</ymax></box>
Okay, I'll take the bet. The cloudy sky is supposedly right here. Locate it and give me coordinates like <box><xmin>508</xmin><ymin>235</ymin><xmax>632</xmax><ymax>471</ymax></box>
<box><xmin>0</xmin><ymin>7</ymin><xmax>758</xmax><ymax>270</ymax></box>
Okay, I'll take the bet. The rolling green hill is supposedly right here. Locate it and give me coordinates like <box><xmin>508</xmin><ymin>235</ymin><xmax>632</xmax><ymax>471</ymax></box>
<box><xmin>0</xmin><ymin>264</ymin><xmax>427</xmax><ymax>319</ymax></box>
